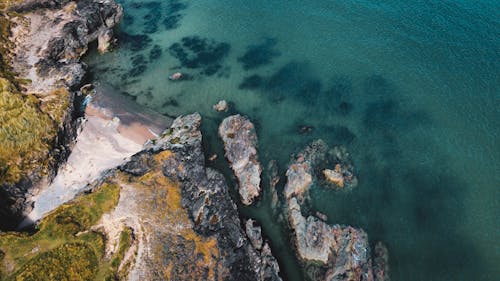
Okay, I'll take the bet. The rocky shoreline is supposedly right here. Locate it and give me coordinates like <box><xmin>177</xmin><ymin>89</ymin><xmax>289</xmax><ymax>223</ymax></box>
<box><xmin>0</xmin><ymin>1</ymin><xmax>390</xmax><ymax>280</ymax></box>
<box><xmin>0</xmin><ymin>0</ymin><xmax>122</xmax><ymax>229</ymax></box>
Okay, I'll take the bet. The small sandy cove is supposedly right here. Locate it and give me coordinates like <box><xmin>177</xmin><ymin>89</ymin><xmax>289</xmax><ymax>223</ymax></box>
<box><xmin>21</xmin><ymin>85</ymin><xmax>171</xmax><ymax>226</ymax></box>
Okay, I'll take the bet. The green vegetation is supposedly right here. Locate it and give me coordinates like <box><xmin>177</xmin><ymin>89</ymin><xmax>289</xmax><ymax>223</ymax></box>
<box><xmin>0</xmin><ymin>9</ymin><xmax>71</xmax><ymax>184</ymax></box>
<box><xmin>0</xmin><ymin>78</ymin><xmax>56</xmax><ymax>183</ymax></box>
<box><xmin>0</xmin><ymin>181</ymin><xmax>130</xmax><ymax>280</ymax></box>
<box><xmin>12</xmin><ymin>243</ymin><xmax>98</xmax><ymax>281</ymax></box>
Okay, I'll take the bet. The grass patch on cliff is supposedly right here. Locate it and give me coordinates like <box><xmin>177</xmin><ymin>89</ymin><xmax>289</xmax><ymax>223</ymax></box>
<box><xmin>0</xmin><ymin>181</ymin><xmax>122</xmax><ymax>280</ymax></box>
<box><xmin>0</xmin><ymin>78</ymin><xmax>57</xmax><ymax>183</ymax></box>
<box><xmin>0</xmin><ymin>10</ymin><xmax>72</xmax><ymax>185</ymax></box>
<box><xmin>11</xmin><ymin>242</ymin><xmax>99</xmax><ymax>281</ymax></box>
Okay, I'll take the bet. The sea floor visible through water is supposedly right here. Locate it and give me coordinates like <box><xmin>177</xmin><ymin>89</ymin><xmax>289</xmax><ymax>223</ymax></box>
<box><xmin>84</xmin><ymin>0</ymin><xmax>500</xmax><ymax>280</ymax></box>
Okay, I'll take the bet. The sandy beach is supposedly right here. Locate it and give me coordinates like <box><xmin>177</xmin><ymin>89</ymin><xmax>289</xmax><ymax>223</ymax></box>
<box><xmin>21</xmin><ymin>84</ymin><xmax>171</xmax><ymax>226</ymax></box>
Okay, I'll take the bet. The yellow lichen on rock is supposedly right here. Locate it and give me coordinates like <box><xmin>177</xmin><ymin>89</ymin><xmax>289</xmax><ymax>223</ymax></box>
<box><xmin>117</xmin><ymin>150</ymin><xmax>222</xmax><ymax>280</ymax></box>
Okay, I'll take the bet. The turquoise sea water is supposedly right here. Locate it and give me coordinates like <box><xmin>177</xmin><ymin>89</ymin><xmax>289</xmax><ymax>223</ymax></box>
<box><xmin>84</xmin><ymin>0</ymin><xmax>500</xmax><ymax>280</ymax></box>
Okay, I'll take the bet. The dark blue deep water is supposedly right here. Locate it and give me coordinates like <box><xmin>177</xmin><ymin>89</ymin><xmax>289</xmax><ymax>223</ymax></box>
<box><xmin>85</xmin><ymin>1</ymin><xmax>500</xmax><ymax>280</ymax></box>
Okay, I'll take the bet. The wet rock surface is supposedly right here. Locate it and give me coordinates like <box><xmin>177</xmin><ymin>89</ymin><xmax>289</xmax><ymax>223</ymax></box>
<box><xmin>284</xmin><ymin>140</ymin><xmax>388</xmax><ymax>281</ymax></box>
<box><xmin>0</xmin><ymin>0</ymin><xmax>122</xmax><ymax>229</ymax></box>
<box><xmin>219</xmin><ymin>114</ymin><xmax>262</xmax><ymax>205</ymax></box>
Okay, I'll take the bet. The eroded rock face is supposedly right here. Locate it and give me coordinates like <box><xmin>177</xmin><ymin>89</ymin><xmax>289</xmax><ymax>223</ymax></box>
<box><xmin>284</xmin><ymin>140</ymin><xmax>387</xmax><ymax>281</ymax></box>
<box><xmin>219</xmin><ymin>114</ymin><xmax>262</xmax><ymax>205</ymax></box>
<box><xmin>0</xmin><ymin>0</ymin><xmax>122</xmax><ymax>230</ymax></box>
<box><xmin>114</xmin><ymin>114</ymin><xmax>282</xmax><ymax>280</ymax></box>
<box><xmin>10</xmin><ymin>0</ymin><xmax>123</xmax><ymax>94</ymax></box>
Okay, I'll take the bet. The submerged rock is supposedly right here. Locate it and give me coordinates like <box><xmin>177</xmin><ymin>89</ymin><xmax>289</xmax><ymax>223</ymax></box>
<box><xmin>267</xmin><ymin>160</ymin><xmax>280</xmax><ymax>209</ymax></box>
<box><xmin>373</xmin><ymin>242</ymin><xmax>390</xmax><ymax>281</ymax></box>
<box><xmin>219</xmin><ymin>114</ymin><xmax>262</xmax><ymax>205</ymax></box>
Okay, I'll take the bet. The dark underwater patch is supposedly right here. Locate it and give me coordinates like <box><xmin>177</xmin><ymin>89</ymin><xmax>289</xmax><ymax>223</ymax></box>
<box><xmin>117</xmin><ymin>31</ymin><xmax>152</xmax><ymax>52</ymax></box>
<box><xmin>163</xmin><ymin>0</ymin><xmax>188</xmax><ymax>30</ymax></box>
<box><xmin>126</xmin><ymin>1</ymin><xmax>188</xmax><ymax>33</ymax></box>
<box><xmin>163</xmin><ymin>14</ymin><xmax>183</xmax><ymax>30</ymax></box>
<box><xmin>168</xmin><ymin>36</ymin><xmax>231</xmax><ymax>76</ymax></box>
<box><xmin>238</xmin><ymin>38</ymin><xmax>281</xmax><ymax>70</ymax></box>
<box><xmin>149</xmin><ymin>45</ymin><xmax>163</xmax><ymax>61</ymax></box>
<box><xmin>122</xmin><ymin>14</ymin><xmax>134</xmax><ymax>26</ymax></box>
<box><xmin>239</xmin><ymin>75</ymin><xmax>265</xmax><ymax>90</ymax></box>
<box><xmin>122</xmin><ymin>54</ymin><xmax>148</xmax><ymax>79</ymax></box>
<box><xmin>238</xmin><ymin>61</ymin><xmax>323</xmax><ymax>104</ymax></box>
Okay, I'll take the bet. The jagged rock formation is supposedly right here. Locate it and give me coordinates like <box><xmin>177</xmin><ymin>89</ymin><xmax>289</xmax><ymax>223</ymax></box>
<box><xmin>0</xmin><ymin>113</ymin><xmax>283</xmax><ymax>280</ymax></box>
<box><xmin>118</xmin><ymin>113</ymin><xmax>282</xmax><ymax>280</ymax></box>
<box><xmin>284</xmin><ymin>140</ymin><xmax>388</xmax><ymax>281</ymax></box>
<box><xmin>245</xmin><ymin>219</ymin><xmax>282</xmax><ymax>281</ymax></box>
<box><xmin>10</xmin><ymin>0</ymin><xmax>123</xmax><ymax>93</ymax></box>
<box><xmin>219</xmin><ymin>114</ymin><xmax>262</xmax><ymax>205</ymax></box>
<box><xmin>0</xmin><ymin>0</ymin><xmax>122</xmax><ymax>229</ymax></box>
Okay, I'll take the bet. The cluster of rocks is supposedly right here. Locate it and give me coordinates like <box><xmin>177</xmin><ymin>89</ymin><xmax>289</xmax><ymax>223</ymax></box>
<box><xmin>215</xmin><ymin>114</ymin><xmax>388</xmax><ymax>281</ymax></box>
<box><xmin>0</xmin><ymin>0</ymin><xmax>122</xmax><ymax>229</ymax></box>
<box><xmin>219</xmin><ymin>114</ymin><xmax>262</xmax><ymax>205</ymax></box>
<box><xmin>118</xmin><ymin>113</ymin><xmax>282</xmax><ymax>280</ymax></box>
<box><xmin>284</xmin><ymin>141</ymin><xmax>389</xmax><ymax>281</ymax></box>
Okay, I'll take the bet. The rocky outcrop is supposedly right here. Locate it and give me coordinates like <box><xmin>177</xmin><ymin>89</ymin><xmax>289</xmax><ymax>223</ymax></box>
<box><xmin>213</xmin><ymin>99</ymin><xmax>228</xmax><ymax>112</ymax></box>
<box><xmin>284</xmin><ymin>140</ymin><xmax>388</xmax><ymax>281</ymax></box>
<box><xmin>0</xmin><ymin>0</ymin><xmax>122</xmax><ymax>229</ymax></box>
<box><xmin>10</xmin><ymin>0</ymin><xmax>123</xmax><ymax>93</ymax></box>
<box><xmin>116</xmin><ymin>113</ymin><xmax>282</xmax><ymax>280</ymax></box>
<box><xmin>219</xmin><ymin>114</ymin><xmax>262</xmax><ymax>205</ymax></box>
<box><xmin>245</xmin><ymin>219</ymin><xmax>283</xmax><ymax>281</ymax></box>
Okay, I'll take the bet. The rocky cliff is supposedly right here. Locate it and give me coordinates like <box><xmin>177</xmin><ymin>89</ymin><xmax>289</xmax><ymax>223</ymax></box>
<box><xmin>0</xmin><ymin>113</ymin><xmax>283</xmax><ymax>281</ymax></box>
<box><xmin>0</xmin><ymin>0</ymin><xmax>122</xmax><ymax>229</ymax></box>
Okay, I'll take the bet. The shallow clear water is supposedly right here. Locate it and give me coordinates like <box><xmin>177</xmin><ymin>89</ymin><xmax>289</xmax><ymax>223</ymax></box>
<box><xmin>84</xmin><ymin>0</ymin><xmax>500</xmax><ymax>280</ymax></box>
